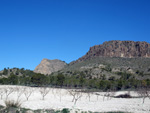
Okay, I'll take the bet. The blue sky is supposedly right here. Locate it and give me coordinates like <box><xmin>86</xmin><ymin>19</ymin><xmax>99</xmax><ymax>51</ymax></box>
<box><xmin>0</xmin><ymin>0</ymin><xmax>150</xmax><ymax>70</ymax></box>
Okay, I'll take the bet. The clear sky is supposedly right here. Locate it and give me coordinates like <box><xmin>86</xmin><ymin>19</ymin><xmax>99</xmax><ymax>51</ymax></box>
<box><xmin>0</xmin><ymin>0</ymin><xmax>150</xmax><ymax>71</ymax></box>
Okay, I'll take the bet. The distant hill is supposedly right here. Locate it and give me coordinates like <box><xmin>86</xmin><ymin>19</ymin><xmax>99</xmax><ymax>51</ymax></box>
<box><xmin>34</xmin><ymin>59</ymin><xmax>67</xmax><ymax>75</ymax></box>
<box><xmin>0</xmin><ymin>67</ymin><xmax>35</xmax><ymax>77</ymax></box>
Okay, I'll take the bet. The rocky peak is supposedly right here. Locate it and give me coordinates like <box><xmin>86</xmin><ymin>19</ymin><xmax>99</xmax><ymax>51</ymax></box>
<box><xmin>34</xmin><ymin>59</ymin><xmax>67</xmax><ymax>75</ymax></box>
<box><xmin>76</xmin><ymin>40</ymin><xmax>150</xmax><ymax>62</ymax></box>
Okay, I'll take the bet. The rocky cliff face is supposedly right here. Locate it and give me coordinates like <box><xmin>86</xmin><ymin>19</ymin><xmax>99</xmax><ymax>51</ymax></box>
<box><xmin>76</xmin><ymin>40</ymin><xmax>150</xmax><ymax>62</ymax></box>
<box><xmin>34</xmin><ymin>59</ymin><xmax>67</xmax><ymax>75</ymax></box>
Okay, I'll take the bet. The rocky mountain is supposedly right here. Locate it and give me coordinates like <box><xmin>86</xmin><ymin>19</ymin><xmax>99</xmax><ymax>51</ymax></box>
<box><xmin>75</xmin><ymin>40</ymin><xmax>150</xmax><ymax>63</ymax></box>
<box><xmin>34</xmin><ymin>59</ymin><xmax>67</xmax><ymax>75</ymax></box>
<box><xmin>54</xmin><ymin>40</ymin><xmax>150</xmax><ymax>80</ymax></box>
<box><xmin>34</xmin><ymin>40</ymin><xmax>150</xmax><ymax>79</ymax></box>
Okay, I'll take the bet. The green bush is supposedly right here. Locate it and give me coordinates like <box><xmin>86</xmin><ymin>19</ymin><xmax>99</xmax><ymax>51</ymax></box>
<box><xmin>61</xmin><ymin>108</ymin><xmax>70</xmax><ymax>113</ymax></box>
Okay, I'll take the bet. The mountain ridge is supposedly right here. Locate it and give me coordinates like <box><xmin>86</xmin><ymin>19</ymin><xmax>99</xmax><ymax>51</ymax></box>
<box><xmin>73</xmin><ymin>40</ymin><xmax>150</xmax><ymax>63</ymax></box>
<box><xmin>34</xmin><ymin>40</ymin><xmax>150</xmax><ymax>76</ymax></box>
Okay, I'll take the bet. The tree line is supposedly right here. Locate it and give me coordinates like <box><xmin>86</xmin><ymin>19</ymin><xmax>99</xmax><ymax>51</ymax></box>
<box><xmin>0</xmin><ymin>69</ymin><xmax>150</xmax><ymax>91</ymax></box>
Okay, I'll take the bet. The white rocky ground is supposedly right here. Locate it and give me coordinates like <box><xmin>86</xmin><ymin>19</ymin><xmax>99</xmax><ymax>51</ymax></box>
<box><xmin>0</xmin><ymin>85</ymin><xmax>150</xmax><ymax>113</ymax></box>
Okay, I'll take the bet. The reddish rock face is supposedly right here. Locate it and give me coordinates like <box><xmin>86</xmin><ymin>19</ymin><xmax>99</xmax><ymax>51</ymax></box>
<box><xmin>77</xmin><ymin>40</ymin><xmax>150</xmax><ymax>62</ymax></box>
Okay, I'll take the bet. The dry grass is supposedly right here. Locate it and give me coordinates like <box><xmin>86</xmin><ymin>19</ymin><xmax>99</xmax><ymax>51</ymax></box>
<box><xmin>4</xmin><ymin>100</ymin><xmax>21</xmax><ymax>108</ymax></box>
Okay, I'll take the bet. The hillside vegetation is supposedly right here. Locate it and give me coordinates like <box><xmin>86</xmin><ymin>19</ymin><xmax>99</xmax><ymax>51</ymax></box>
<box><xmin>60</xmin><ymin>57</ymin><xmax>150</xmax><ymax>79</ymax></box>
<box><xmin>0</xmin><ymin>65</ymin><xmax>150</xmax><ymax>91</ymax></box>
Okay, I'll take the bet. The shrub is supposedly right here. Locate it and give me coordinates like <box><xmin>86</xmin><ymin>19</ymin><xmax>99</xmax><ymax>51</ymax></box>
<box><xmin>4</xmin><ymin>100</ymin><xmax>21</xmax><ymax>108</ymax></box>
<box><xmin>55</xmin><ymin>108</ymin><xmax>70</xmax><ymax>113</ymax></box>
<box><xmin>115</xmin><ymin>93</ymin><xmax>132</xmax><ymax>98</ymax></box>
<box><xmin>61</xmin><ymin>108</ymin><xmax>70</xmax><ymax>113</ymax></box>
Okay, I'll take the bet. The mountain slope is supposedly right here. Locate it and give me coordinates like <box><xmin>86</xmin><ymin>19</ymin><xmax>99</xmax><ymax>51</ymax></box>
<box><xmin>59</xmin><ymin>57</ymin><xmax>150</xmax><ymax>79</ymax></box>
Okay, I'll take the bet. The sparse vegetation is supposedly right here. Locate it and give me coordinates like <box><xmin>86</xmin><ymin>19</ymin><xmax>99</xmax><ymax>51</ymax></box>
<box><xmin>39</xmin><ymin>87</ymin><xmax>50</xmax><ymax>100</ymax></box>
<box><xmin>4</xmin><ymin>100</ymin><xmax>21</xmax><ymax>108</ymax></box>
<box><xmin>68</xmin><ymin>90</ymin><xmax>82</xmax><ymax>105</ymax></box>
<box><xmin>0</xmin><ymin>85</ymin><xmax>149</xmax><ymax>113</ymax></box>
<box><xmin>23</xmin><ymin>87</ymin><xmax>33</xmax><ymax>101</ymax></box>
